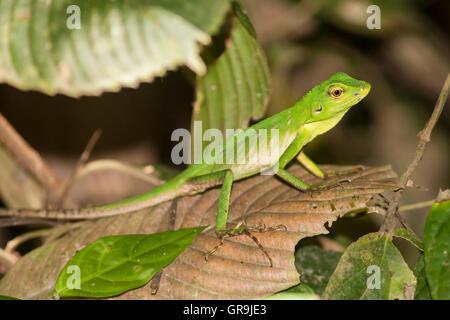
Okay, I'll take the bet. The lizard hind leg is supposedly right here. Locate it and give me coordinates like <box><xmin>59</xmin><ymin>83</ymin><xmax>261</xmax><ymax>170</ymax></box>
<box><xmin>197</xmin><ymin>169</ymin><xmax>285</xmax><ymax>267</ymax></box>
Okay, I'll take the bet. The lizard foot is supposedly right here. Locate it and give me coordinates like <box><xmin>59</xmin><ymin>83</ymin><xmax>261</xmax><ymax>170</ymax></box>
<box><xmin>204</xmin><ymin>223</ymin><xmax>286</xmax><ymax>267</ymax></box>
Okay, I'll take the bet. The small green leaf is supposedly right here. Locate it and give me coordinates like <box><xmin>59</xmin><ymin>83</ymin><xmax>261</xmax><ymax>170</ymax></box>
<box><xmin>295</xmin><ymin>245</ymin><xmax>342</xmax><ymax>295</ymax></box>
<box><xmin>54</xmin><ymin>226</ymin><xmax>205</xmax><ymax>298</ymax></box>
<box><xmin>283</xmin><ymin>283</ymin><xmax>316</xmax><ymax>295</ymax></box>
<box><xmin>264</xmin><ymin>291</ymin><xmax>319</xmax><ymax>300</ymax></box>
<box><xmin>0</xmin><ymin>295</ymin><xmax>20</xmax><ymax>300</ymax></box>
<box><xmin>322</xmin><ymin>233</ymin><xmax>416</xmax><ymax>300</ymax></box>
<box><xmin>424</xmin><ymin>200</ymin><xmax>450</xmax><ymax>300</ymax></box>
<box><xmin>413</xmin><ymin>255</ymin><xmax>432</xmax><ymax>300</ymax></box>
<box><xmin>393</xmin><ymin>228</ymin><xmax>424</xmax><ymax>251</ymax></box>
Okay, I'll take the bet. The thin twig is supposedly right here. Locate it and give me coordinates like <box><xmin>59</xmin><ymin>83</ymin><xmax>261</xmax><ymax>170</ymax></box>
<box><xmin>380</xmin><ymin>73</ymin><xmax>450</xmax><ymax>236</ymax></box>
<box><xmin>0</xmin><ymin>113</ymin><xmax>57</xmax><ymax>192</ymax></box>
<box><xmin>56</xmin><ymin>129</ymin><xmax>102</xmax><ymax>208</ymax></box>
<box><xmin>0</xmin><ymin>217</ymin><xmax>62</xmax><ymax>228</ymax></box>
<box><xmin>151</xmin><ymin>198</ymin><xmax>178</xmax><ymax>295</ymax></box>
<box><xmin>398</xmin><ymin>200</ymin><xmax>435</xmax><ymax>212</ymax></box>
<box><xmin>5</xmin><ymin>228</ymin><xmax>54</xmax><ymax>252</ymax></box>
<box><xmin>3</xmin><ymin>221</ymin><xmax>84</xmax><ymax>252</ymax></box>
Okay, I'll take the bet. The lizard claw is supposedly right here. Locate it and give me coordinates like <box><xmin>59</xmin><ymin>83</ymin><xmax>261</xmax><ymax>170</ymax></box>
<box><xmin>204</xmin><ymin>223</ymin><xmax>288</xmax><ymax>267</ymax></box>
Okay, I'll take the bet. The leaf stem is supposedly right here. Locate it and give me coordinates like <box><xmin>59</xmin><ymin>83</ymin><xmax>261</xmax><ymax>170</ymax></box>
<box><xmin>398</xmin><ymin>200</ymin><xmax>435</xmax><ymax>212</ymax></box>
<box><xmin>56</xmin><ymin>129</ymin><xmax>102</xmax><ymax>208</ymax></box>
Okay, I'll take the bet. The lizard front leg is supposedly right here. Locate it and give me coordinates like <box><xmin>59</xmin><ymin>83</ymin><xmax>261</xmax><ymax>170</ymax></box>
<box><xmin>297</xmin><ymin>151</ymin><xmax>326</xmax><ymax>179</ymax></box>
<box><xmin>275</xmin><ymin>134</ymin><xmax>313</xmax><ymax>190</ymax></box>
<box><xmin>297</xmin><ymin>151</ymin><xmax>365</xmax><ymax>185</ymax></box>
<box><xmin>277</xmin><ymin>134</ymin><xmax>359</xmax><ymax>190</ymax></box>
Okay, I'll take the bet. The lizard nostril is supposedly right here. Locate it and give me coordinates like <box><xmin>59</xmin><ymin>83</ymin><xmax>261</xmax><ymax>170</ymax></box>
<box><xmin>354</xmin><ymin>93</ymin><xmax>359</xmax><ymax>96</ymax></box>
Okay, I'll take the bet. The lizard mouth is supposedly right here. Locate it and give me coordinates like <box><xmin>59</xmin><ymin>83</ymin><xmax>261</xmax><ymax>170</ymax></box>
<box><xmin>330</xmin><ymin>84</ymin><xmax>371</xmax><ymax>113</ymax></box>
<box><xmin>329</xmin><ymin>96</ymin><xmax>361</xmax><ymax>113</ymax></box>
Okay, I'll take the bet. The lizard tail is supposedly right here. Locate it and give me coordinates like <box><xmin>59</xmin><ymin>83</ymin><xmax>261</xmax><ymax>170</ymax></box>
<box><xmin>0</xmin><ymin>173</ymin><xmax>191</xmax><ymax>220</ymax></box>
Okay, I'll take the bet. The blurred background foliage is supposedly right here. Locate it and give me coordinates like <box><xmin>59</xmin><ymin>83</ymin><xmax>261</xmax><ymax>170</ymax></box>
<box><xmin>0</xmin><ymin>0</ymin><xmax>448</xmax><ymax>267</ymax></box>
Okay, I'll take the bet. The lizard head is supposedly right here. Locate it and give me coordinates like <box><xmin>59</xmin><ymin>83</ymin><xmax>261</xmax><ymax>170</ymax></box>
<box><xmin>307</xmin><ymin>72</ymin><xmax>371</xmax><ymax>122</ymax></box>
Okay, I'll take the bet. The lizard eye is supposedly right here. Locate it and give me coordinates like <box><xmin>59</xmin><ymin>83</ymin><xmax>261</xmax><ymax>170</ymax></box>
<box><xmin>330</xmin><ymin>87</ymin><xmax>343</xmax><ymax>98</ymax></box>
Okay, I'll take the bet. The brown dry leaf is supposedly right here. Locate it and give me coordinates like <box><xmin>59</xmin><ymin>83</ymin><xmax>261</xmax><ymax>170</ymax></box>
<box><xmin>0</xmin><ymin>164</ymin><xmax>397</xmax><ymax>299</ymax></box>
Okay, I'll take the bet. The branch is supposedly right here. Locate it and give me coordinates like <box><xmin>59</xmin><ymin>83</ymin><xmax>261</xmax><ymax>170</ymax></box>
<box><xmin>56</xmin><ymin>129</ymin><xmax>102</xmax><ymax>208</ymax></box>
<box><xmin>0</xmin><ymin>218</ymin><xmax>61</xmax><ymax>228</ymax></box>
<box><xmin>0</xmin><ymin>113</ymin><xmax>57</xmax><ymax>193</ymax></box>
<box><xmin>380</xmin><ymin>73</ymin><xmax>450</xmax><ymax>236</ymax></box>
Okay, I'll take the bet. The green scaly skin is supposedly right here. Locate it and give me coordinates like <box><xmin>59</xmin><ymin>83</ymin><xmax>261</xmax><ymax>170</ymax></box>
<box><xmin>0</xmin><ymin>73</ymin><xmax>371</xmax><ymax>237</ymax></box>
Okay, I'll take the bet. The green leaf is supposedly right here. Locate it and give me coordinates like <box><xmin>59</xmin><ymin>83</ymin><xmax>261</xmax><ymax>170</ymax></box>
<box><xmin>54</xmin><ymin>226</ymin><xmax>205</xmax><ymax>298</ymax></box>
<box><xmin>424</xmin><ymin>200</ymin><xmax>450</xmax><ymax>300</ymax></box>
<box><xmin>413</xmin><ymin>254</ymin><xmax>432</xmax><ymax>300</ymax></box>
<box><xmin>294</xmin><ymin>245</ymin><xmax>342</xmax><ymax>295</ymax></box>
<box><xmin>322</xmin><ymin>233</ymin><xmax>416</xmax><ymax>300</ymax></box>
<box><xmin>265</xmin><ymin>282</ymin><xmax>319</xmax><ymax>300</ymax></box>
<box><xmin>263</xmin><ymin>292</ymin><xmax>319</xmax><ymax>300</ymax></box>
<box><xmin>231</xmin><ymin>1</ymin><xmax>256</xmax><ymax>38</ymax></box>
<box><xmin>0</xmin><ymin>295</ymin><xmax>20</xmax><ymax>300</ymax></box>
<box><xmin>191</xmin><ymin>1</ymin><xmax>270</xmax><ymax>143</ymax></box>
<box><xmin>283</xmin><ymin>283</ymin><xmax>316</xmax><ymax>295</ymax></box>
<box><xmin>393</xmin><ymin>228</ymin><xmax>423</xmax><ymax>251</ymax></box>
<box><xmin>0</xmin><ymin>0</ymin><xmax>231</xmax><ymax>97</ymax></box>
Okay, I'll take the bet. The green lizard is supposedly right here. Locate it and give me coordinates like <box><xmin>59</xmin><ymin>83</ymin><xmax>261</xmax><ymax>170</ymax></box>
<box><xmin>0</xmin><ymin>72</ymin><xmax>371</xmax><ymax>239</ymax></box>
